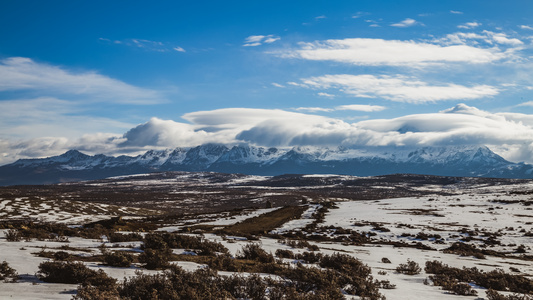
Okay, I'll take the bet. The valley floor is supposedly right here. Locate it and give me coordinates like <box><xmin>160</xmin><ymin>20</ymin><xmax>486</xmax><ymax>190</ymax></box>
<box><xmin>0</xmin><ymin>173</ymin><xmax>532</xmax><ymax>299</ymax></box>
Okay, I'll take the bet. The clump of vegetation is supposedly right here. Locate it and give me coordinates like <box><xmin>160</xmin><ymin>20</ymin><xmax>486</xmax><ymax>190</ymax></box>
<box><xmin>0</xmin><ymin>261</ymin><xmax>19</xmax><ymax>282</ymax></box>
<box><xmin>37</xmin><ymin>261</ymin><xmax>116</xmax><ymax>288</ymax></box>
<box><xmin>52</xmin><ymin>251</ymin><xmax>72</xmax><ymax>261</ymax></box>
<box><xmin>107</xmin><ymin>232</ymin><xmax>143</xmax><ymax>243</ymax></box>
<box><xmin>5</xmin><ymin>229</ymin><xmax>22</xmax><ymax>242</ymax></box>
<box><xmin>102</xmin><ymin>250</ymin><xmax>134</xmax><ymax>267</ymax></box>
<box><xmin>138</xmin><ymin>247</ymin><xmax>173</xmax><ymax>270</ymax></box>
<box><xmin>279</xmin><ymin>239</ymin><xmax>320</xmax><ymax>251</ymax></box>
<box><xmin>295</xmin><ymin>251</ymin><xmax>323</xmax><ymax>264</ymax></box>
<box><xmin>485</xmin><ymin>289</ymin><xmax>533</xmax><ymax>300</ymax></box>
<box><xmin>381</xmin><ymin>257</ymin><xmax>392</xmax><ymax>263</ymax></box>
<box><xmin>275</xmin><ymin>249</ymin><xmax>295</xmax><ymax>259</ymax></box>
<box><xmin>143</xmin><ymin>232</ymin><xmax>228</xmax><ymax>255</ymax></box>
<box><xmin>237</xmin><ymin>243</ymin><xmax>275</xmax><ymax>263</ymax></box>
<box><xmin>443</xmin><ymin>242</ymin><xmax>487</xmax><ymax>259</ymax></box>
<box><xmin>425</xmin><ymin>260</ymin><xmax>533</xmax><ymax>294</ymax></box>
<box><xmin>396</xmin><ymin>259</ymin><xmax>421</xmax><ymax>275</ymax></box>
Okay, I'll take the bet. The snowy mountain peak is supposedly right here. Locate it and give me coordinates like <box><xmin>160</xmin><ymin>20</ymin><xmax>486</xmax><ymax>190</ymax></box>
<box><xmin>2</xmin><ymin>143</ymin><xmax>532</xmax><ymax>185</ymax></box>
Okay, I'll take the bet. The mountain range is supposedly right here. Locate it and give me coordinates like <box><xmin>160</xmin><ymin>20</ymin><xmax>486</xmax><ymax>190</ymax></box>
<box><xmin>1</xmin><ymin>144</ymin><xmax>532</xmax><ymax>185</ymax></box>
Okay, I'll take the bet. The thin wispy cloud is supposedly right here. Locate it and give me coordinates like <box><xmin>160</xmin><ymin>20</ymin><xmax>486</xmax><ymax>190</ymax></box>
<box><xmin>336</xmin><ymin>104</ymin><xmax>386</xmax><ymax>112</ymax></box>
<box><xmin>99</xmin><ymin>37</ymin><xmax>185</xmax><ymax>53</ymax></box>
<box><xmin>520</xmin><ymin>25</ymin><xmax>533</xmax><ymax>30</ymax></box>
<box><xmin>391</xmin><ymin>18</ymin><xmax>418</xmax><ymax>28</ymax></box>
<box><xmin>457</xmin><ymin>22</ymin><xmax>481</xmax><ymax>29</ymax></box>
<box><xmin>295</xmin><ymin>107</ymin><xmax>334</xmax><ymax>112</ymax></box>
<box><xmin>296</xmin><ymin>74</ymin><xmax>499</xmax><ymax>103</ymax></box>
<box><xmin>0</xmin><ymin>57</ymin><xmax>164</xmax><ymax>105</ymax></box>
<box><xmin>243</xmin><ymin>35</ymin><xmax>280</xmax><ymax>47</ymax></box>
<box><xmin>317</xmin><ymin>92</ymin><xmax>335</xmax><ymax>98</ymax></box>
<box><xmin>437</xmin><ymin>31</ymin><xmax>524</xmax><ymax>47</ymax></box>
<box><xmin>450</xmin><ymin>10</ymin><xmax>463</xmax><ymax>14</ymax></box>
<box><xmin>280</xmin><ymin>38</ymin><xmax>511</xmax><ymax>67</ymax></box>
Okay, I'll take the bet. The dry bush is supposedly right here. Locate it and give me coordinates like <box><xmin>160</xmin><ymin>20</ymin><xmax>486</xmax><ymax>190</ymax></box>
<box><xmin>395</xmin><ymin>260</ymin><xmax>421</xmax><ymax>275</ymax></box>
<box><xmin>37</xmin><ymin>261</ymin><xmax>116</xmax><ymax>288</ymax></box>
<box><xmin>0</xmin><ymin>261</ymin><xmax>19</xmax><ymax>282</ymax></box>
<box><xmin>295</xmin><ymin>251</ymin><xmax>323</xmax><ymax>264</ymax></box>
<box><xmin>143</xmin><ymin>232</ymin><xmax>228</xmax><ymax>255</ymax></box>
<box><xmin>237</xmin><ymin>243</ymin><xmax>275</xmax><ymax>263</ymax></box>
<box><xmin>103</xmin><ymin>251</ymin><xmax>134</xmax><ymax>268</ymax></box>
<box><xmin>138</xmin><ymin>247</ymin><xmax>172</xmax><ymax>270</ymax></box>
<box><xmin>5</xmin><ymin>229</ymin><xmax>21</xmax><ymax>242</ymax></box>
<box><xmin>275</xmin><ymin>249</ymin><xmax>295</xmax><ymax>259</ymax></box>
<box><xmin>425</xmin><ymin>260</ymin><xmax>533</xmax><ymax>294</ymax></box>
<box><xmin>107</xmin><ymin>232</ymin><xmax>143</xmax><ymax>243</ymax></box>
<box><xmin>280</xmin><ymin>239</ymin><xmax>319</xmax><ymax>251</ymax></box>
<box><xmin>53</xmin><ymin>251</ymin><xmax>72</xmax><ymax>261</ymax></box>
<box><xmin>486</xmin><ymin>289</ymin><xmax>533</xmax><ymax>300</ymax></box>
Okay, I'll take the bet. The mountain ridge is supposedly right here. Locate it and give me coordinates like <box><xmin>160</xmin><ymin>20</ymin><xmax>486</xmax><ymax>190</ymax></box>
<box><xmin>1</xmin><ymin>144</ymin><xmax>532</xmax><ymax>185</ymax></box>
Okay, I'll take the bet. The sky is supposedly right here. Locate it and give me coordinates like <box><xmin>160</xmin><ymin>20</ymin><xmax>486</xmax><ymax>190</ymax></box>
<box><xmin>1</xmin><ymin>0</ymin><xmax>533</xmax><ymax>164</ymax></box>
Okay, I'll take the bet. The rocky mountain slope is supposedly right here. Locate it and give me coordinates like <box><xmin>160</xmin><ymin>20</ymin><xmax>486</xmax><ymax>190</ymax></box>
<box><xmin>1</xmin><ymin>144</ymin><xmax>532</xmax><ymax>185</ymax></box>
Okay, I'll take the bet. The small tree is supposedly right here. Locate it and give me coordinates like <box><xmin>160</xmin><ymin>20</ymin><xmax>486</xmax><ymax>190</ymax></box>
<box><xmin>0</xmin><ymin>261</ymin><xmax>19</xmax><ymax>282</ymax></box>
<box><xmin>396</xmin><ymin>259</ymin><xmax>421</xmax><ymax>275</ymax></box>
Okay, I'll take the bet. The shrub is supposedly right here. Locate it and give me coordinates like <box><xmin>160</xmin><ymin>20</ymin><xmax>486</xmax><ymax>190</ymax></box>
<box><xmin>237</xmin><ymin>243</ymin><xmax>275</xmax><ymax>263</ymax></box>
<box><xmin>451</xmin><ymin>282</ymin><xmax>477</xmax><ymax>296</ymax></box>
<box><xmin>396</xmin><ymin>260</ymin><xmax>421</xmax><ymax>275</ymax></box>
<box><xmin>37</xmin><ymin>261</ymin><xmax>116</xmax><ymax>288</ymax></box>
<box><xmin>381</xmin><ymin>257</ymin><xmax>391</xmax><ymax>263</ymax></box>
<box><xmin>143</xmin><ymin>232</ymin><xmax>228</xmax><ymax>255</ymax></box>
<box><xmin>103</xmin><ymin>251</ymin><xmax>134</xmax><ymax>268</ymax></box>
<box><xmin>138</xmin><ymin>247</ymin><xmax>172</xmax><ymax>270</ymax></box>
<box><xmin>275</xmin><ymin>249</ymin><xmax>295</xmax><ymax>259</ymax></box>
<box><xmin>53</xmin><ymin>251</ymin><xmax>72</xmax><ymax>261</ymax></box>
<box><xmin>377</xmin><ymin>280</ymin><xmax>397</xmax><ymax>289</ymax></box>
<box><xmin>295</xmin><ymin>251</ymin><xmax>323</xmax><ymax>264</ymax></box>
<box><xmin>107</xmin><ymin>232</ymin><xmax>143</xmax><ymax>243</ymax></box>
<box><xmin>0</xmin><ymin>261</ymin><xmax>19</xmax><ymax>282</ymax></box>
<box><xmin>5</xmin><ymin>229</ymin><xmax>21</xmax><ymax>242</ymax></box>
<box><xmin>425</xmin><ymin>260</ymin><xmax>533</xmax><ymax>294</ymax></box>
<box><xmin>486</xmin><ymin>289</ymin><xmax>533</xmax><ymax>300</ymax></box>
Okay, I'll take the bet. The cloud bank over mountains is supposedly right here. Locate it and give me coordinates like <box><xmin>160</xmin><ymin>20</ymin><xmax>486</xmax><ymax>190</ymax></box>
<box><xmin>3</xmin><ymin>103</ymin><xmax>533</xmax><ymax>166</ymax></box>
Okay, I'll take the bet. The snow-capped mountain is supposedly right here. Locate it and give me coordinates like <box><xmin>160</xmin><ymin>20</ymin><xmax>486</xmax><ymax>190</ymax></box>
<box><xmin>1</xmin><ymin>144</ymin><xmax>532</xmax><ymax>185</ymax></box>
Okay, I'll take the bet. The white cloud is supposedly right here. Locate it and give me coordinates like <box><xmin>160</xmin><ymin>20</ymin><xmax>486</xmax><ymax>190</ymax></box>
<box><xmin>295</xmin><ymin>107</ymin><xmax>334</xmax><ymax>112</ymax></box>
<box><xmin>0</xmin><ymin>57</ymin><xmax>164</xmax><ymax>104</ymax></box>
<box><xmin>272</xmin><ymin>83</ymin><xmax>285</xmax><ymax>88</ymax></box>
<box><xmin>317</xmin><ymin>92</ymin><xmax>335</xmax><ymax>98</ymax></box>
<box><xmin>450</xmin><ymin>10</ymin><xmax>463</xmax><ymax>14</ymax></box>
<box><xmin>280</xmin><ymin>38</ymin><xmax>510</xmax><ymax>66</ymax></box>
<box><xmin>0</xmin><ymin>97</ymin><xmax>134</xmax><ymax>139</ymax></box>
<box><xmin>243</xmin><ymin>35</ymin><xmax>280</xmax><ymax>46</ymax></box>
<box><xmin>297</xmin><ymin>74</ymin><xmax>499</xmax><ymax>103</ymax></box>
<box><xmin>7</xmin><ymin>105</ymin><xmax>533</xmax><ymax>164</ymax></box>
<box><xmin>437</xmin><ymin>31</ymin><xmax>524</xmax><ymax>48</ymax></box>
<box><xmin>100</xmin><ymin>37</ymin><xmax>184</xmax><ymax>53</ymax></box>
<box><xmin>458</xmin><ymin>22</ymin><xmax>481</xmax><ymax>29</ymax></box>
<box><xmin>336</xmin><ymin>104</ymin><xmax>386</xmax><ymax>112</ymax></box>
<box><xmin>315</xmin><ymin>15</ymin><xmax>327</xmax><ymax>20</ymax></box>
<box><xmin>520</xmin><ymin>25</ymin><xmax>533</xmax><ymax>30</ymax></box>
<box><xmin>482</xmin><ymin>30</ymin><xmax>523</xmax><ymax>46</ymax></box>
<box><xmin>391</xmin><ymin>18</ymin><xmax>418</xmax><ymax>28</ymax></box>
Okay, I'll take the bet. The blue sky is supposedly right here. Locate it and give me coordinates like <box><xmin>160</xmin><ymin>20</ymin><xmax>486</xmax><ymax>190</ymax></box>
<box><xmin>1</xmin><ymin>0</ymin><xmax>533</xmax><ymax>164</ymax></box>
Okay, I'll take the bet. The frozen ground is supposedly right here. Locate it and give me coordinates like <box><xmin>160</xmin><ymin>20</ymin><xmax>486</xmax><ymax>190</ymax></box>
<box><xmin>0</xmin><ymin>173</ymin><xmax>531</xmax><ymax>299</ymax></box>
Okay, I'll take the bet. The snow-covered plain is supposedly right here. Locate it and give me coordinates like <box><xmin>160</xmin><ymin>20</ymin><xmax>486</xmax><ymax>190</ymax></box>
<box><xmin>0</xmin><ymin>173</ymin><xmax>532</xmax><ymax>299</ymax></box>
